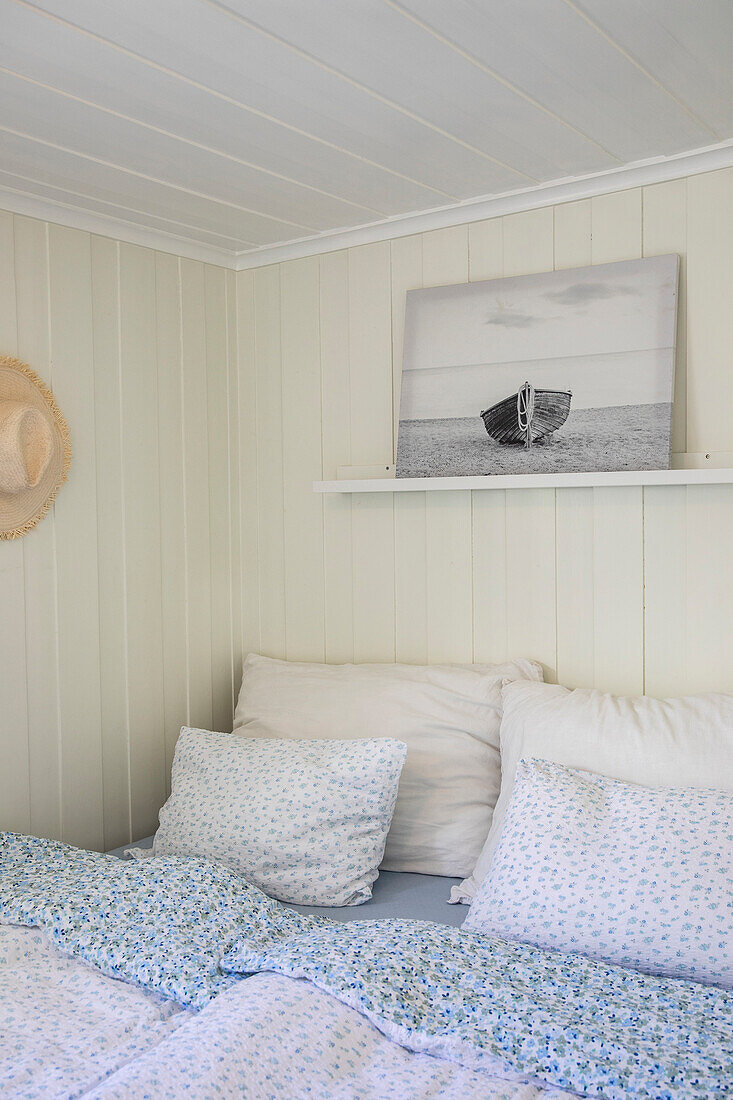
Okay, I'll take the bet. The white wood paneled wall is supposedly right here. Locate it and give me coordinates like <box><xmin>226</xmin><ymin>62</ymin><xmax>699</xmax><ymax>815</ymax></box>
<box><xmin>3</xmin><ymin>166</ymin><xmax>733</xmax><ymax>849</ymax></box>
<box><xmin>0</xmin><ymin>213</ymin><xmax>240</xmax><ymax>849</ymax></box>
<box><xmin>236</xmin><ymin>168</ymin><xmax>733</xmax><ymax>698</ymax></box>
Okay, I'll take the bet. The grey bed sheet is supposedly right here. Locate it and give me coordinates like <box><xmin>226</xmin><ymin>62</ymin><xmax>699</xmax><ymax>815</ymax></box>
<box><xmin>108</xmin><ymin>837</ymin><xmax>465</xmax><ymax>927</ymax></box>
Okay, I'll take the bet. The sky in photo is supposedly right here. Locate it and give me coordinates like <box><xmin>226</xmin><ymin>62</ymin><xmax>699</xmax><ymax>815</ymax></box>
<box><xmin>400</xmin><ymin>255</ymin><xmax>678</xmax><ymax>418</ymax></box>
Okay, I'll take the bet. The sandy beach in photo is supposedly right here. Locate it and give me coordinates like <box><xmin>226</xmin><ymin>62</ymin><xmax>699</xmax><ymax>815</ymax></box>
<box><xmin>396</xmin><ymin>403</ymin><xmax>673</xmax><ymax>477</ymax></box>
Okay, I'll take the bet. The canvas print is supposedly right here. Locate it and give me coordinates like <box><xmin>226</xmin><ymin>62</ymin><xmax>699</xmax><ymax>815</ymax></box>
<box><xmin>396</xmin><ymin>255</ymin><xmax>679</xmax><ymax>477</ymax></box>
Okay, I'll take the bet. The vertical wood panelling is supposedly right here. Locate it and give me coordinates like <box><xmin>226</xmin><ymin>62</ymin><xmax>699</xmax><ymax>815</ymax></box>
<box><xmin>47</xmin><ymin>224</ymin><xmax>104</xmax><ymax>849</ymax></box>
<box><xmin>320</xmin><ymin>250</ymin><xmax>354</xmax><ymax>663</ymax></box>
<box><xmin>235</xmin><ymin>269</ymin><xmax>261</xmax><ymax>660</ymax></box>
<box><xmin>590</xmin><ymin>189</ymin><xmax>644</xmax><ymax>694</ymax></box>
<box><xmin>422</xmin><ymin>227</ymin><xmax>473</xmax><ymax>664</ymax></box>
<box><xmin>686</xmin><ymin>170</ymin><xmax>733</xmax><ymax>454</ymax></box>
<box><xmin>468</xmin><ymin>218</ymin><xmax>503</xmax><ymax>283</ymax></box>
<box><xmin>205</xmin><ymin>264</ymin><xmax>235</xmax><ymax>728</ymax></box>
<box><xmin>643</xmin><ymin>485</ymin><xmax>688</xmax><ymax>696</ymax></box>
<box><xmin>502</xmin><ymin>208</ymin><xmax>557</xmax><ymax>678</ymax></box>
<box><xmin>119</xmin><ymin>244</ymin><xmax>166</xmax><ymax>840</ymax></box>
<box><xmin>643</xmin><ymin>180</ymin><xmax>687</xmax><ymax>453</ymax></box>
<box><xmin>685</xmin><ymin>485</ymin><xmax>733</xmax><ymax>692</ymax></box>
<box><xmin>281</xmin><ymin>257</ymin><xmax>325</xmax><ymax>662</ymax></box>
<box><xmin>180</xmin><ymin>260</ymin><xmax>214</xmax><ymax>730</ymax></box>
<box><xmin>234</xmin><ymin>167</ymin><xmax>733</xmax><ymax>704</ymax></box>
<box><xmin>5</xmin><ymin>164</ymin><xmax>733</xmax><ymax>847</ymax></box>
<box><xmin>0</xmin><ymin>212</ymin><xmax>234</xmax><ymax>847</ymax></box>
<box><xmin>469</xmin><ymin>216</ymin><xmax>507</xmax><ymax>664</ymax></box>
<box><xmin>155</xmin><ymin>252</ymin><xmax>188</xmax><ymax>784</ymax></box>
<box><xmin>225</xmin><ymin>269</ymin><xmax>242</xmax><ymax>712</ymax></box>
<box><xmin>392</xmin><ymin>235</ymin><xmax>426</xmax><ymax>664</ymax></box>
<box><xmin>90</xmin><ymin>236</ymin><xmax>129</xmax><ymax>848</ymax></box>
<box><xmin>642</xmin><ymin>180</ymin><xmax>689</xmax><ymax>697</ymax></box>
<box><xmin>349</xmin><ymin>243</ymin><xmax>395</xmax><ymax>662</ymax></box>
<box><xmin>0</xmin><ymin>210</ymin><xmax>30</xmax><ymax>834</ymax></box>
<box><xmin>253</xmin><ymin>265</ymin><xmax>286</xmax><ymax>658</ymax></box>
<box><xmin>14</xmin><ymin>216</ymin><xmax>61</xmax><ymax>840</ymax></box>
<box><xmin>553</xmin><ymin>199</ymin><xmax>595</xmax><ymax>688</ymax></box>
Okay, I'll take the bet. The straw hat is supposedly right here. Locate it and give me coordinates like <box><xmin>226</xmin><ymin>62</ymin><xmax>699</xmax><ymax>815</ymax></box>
<box><xmin>0</xmin><ymin>356</ymin><xmax>71</xmax><ymax>540</ymax></box>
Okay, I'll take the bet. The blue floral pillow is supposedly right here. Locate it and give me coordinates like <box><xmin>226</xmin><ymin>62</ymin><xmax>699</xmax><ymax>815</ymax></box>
<box><xmin>152</xmin><ymin>729</ymin><xmax>406</xmax><ymax>907</ymax></box>
<box><xmin>464</xmin><ymin>757</ymin><xmax>733</xmax><ymax>988</ymax></box>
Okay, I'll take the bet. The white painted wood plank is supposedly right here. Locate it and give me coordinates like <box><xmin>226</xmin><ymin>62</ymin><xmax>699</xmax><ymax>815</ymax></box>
<box><xmin>685</xmin><ymin>484</ymin><xmax>733</xmax><ymax>693</ymax></box>
<box><xmin>19</xmin><ymin>0</ymin><xmax>526</xmax><ymax>201</ymax></box>
<box><xmin>281</xmin><ymin>257</ymin><xmax>325</xmax><ymax>662</ymax></box>
<box><xmin>47</xmin><ymin>223</ymin><xmax>104</xmax><ymax>849</ymax></box>
<box><xmin>502</xmin><ymin>208</ymin><xmax>554</xmax><ymax>276</ymax></box>
<box><xmin>235</xmin><ymin>269</ymin><xmax>261</xmax><ymax>659</ymax></box>
<box><xmin>320</xmin><ymin>250</ymin><xmax>354</xmax><ymax>663</ymax></box>
<box><xmin>643</xmin><ymin>178</ymin><xmax>687</xmax><ymax>453</ymax></box>
<box><xmin>14</xmin><ymin>214</ymin><xmax>61</xmax><ymax>840</ymax></box>
<box><xmin>391</xmin><ymin>235</ymin><xmax>426</xmax><ymax>664</ymax></box>
<box><xmin>591</xmin><ymin>188</ymin><xmax>642</xmax><ymax>263</ymax></box>
<box><xmin>180</xmin><ymin>259</ymin><xmax>214</xmax><ymax>726</ymax></box>
<box><xmin>205</xmin><ymin>264</ymin><xmax>235</xmax><ymax>729</ymax></box>
<box><xmin>468</xmin><ymin>217</ymin><xmax>506</xmax><ymax>664</ymax></box>
<box><xmin>348</xmin><ymin>242</ymin><xmax>395</xmax><ymax>661</ymax></box>
<box><xmin>0</xmin><ymin>69</ymin><xmax>372</xmax><ymax>233</ymax></box>
<box><xmin>553</xmin><ymin>197</ymin><xmax>594</xmax><ymax>689</ymax></box>
<box><xmin>0</xmin><ymin>210</ymin><xmax>30</xmax><ymax>835</ymax></box>
<box><xmin>227</xmin><ymin>0</ymin><xmax>609</xmax><ymax>180</ymax></box>
<box><xmin>155</xmin><ymin>252</ymin><xmax>188</xmax><ymax>778</ymax></box>
<box><xmin>422</xmin><ymin>225</ymin><xmax>469</xmax><ymax>288</ymax></box>
<box><xmin>225</xmin><ymin>268</ymin><xmax>242</xmax><ymax>712</ymax></box>
<box><xmin>0</xmin><ymin>130</ymin><xmax>296</xmax><ymax>248</ymax></box>
<box><xmin>686</xmin><ymin>169</ymin><xmax>733</xmax><ymax>454</ymax></box>
<box><xmin>420</xmin><ymin>226</ymin><xmax>473</xmax><ymax>663</ymax></box>
<box><xmin>496</xmin><ymin>208</ymin><xmax>556</xmax><ymax>676</ymax></box>
<box><xmin>118</xmin><ymin>243</ymin><xmax>166</xmax><ymax>839</ymax></box>
<box><xmin>0</xmin><ymin>2</ymin><xmax>445</xmax><ymax>217</ymax></box>
<box><xmin>643</xmin><ymin>485</ymin><xmax>688</xmax><ymax>697</ymax></box>
<box><xmin>396</xmin><ymin>0</ymin><xmax>711</xmax><ymax>159</ymax></box>
<box><xmin>89</xmin><ymin>235</ymin><xmax>130</xmax><ymax>848</ymax></box>
<box><xmin>553</xmin><ymin>199</ymin><xmax>592</xmax><ymax>270</ymax></box>
<box><xmin>253</xmin><ymin>265</ymin><xmax>286</xmax><ymax>658</ymax></box>
<box><xmin>555</xmin><ymin>487</ymin><xmax>595</xmax><ymax>688</ymax></box>
<box><xmin>426</xmin><ymin>490</ymin><xmax>473</xmax><ymax>663</ymax></box>
<box><xmin>589</xmin><ymin>187</ymin><xmax>644</xmax><ymax>695</ymax></box>
<box><xmin>471</xmin><ymin>490</ymin><xmax>508</xmax><ymax>664</ymax></box>
<box><xmin>468</xmin><ymin>218</ymin><xmax>503</xmax><ymax>283</ymax></box>
<box><xmin>505</xmin><ymin>488</ymin><xmax>557</xmax><ymax>678</ymax></box>
<box><xmin>575</xmin><ymin>0</ymin><xmax>733</xmax><ymax>138</ymax></box>
<box><xmin>591</xmin><ymin>487</ymin><xmax>644</xmax><ymax>694</ymax></box>
<box><xmin>349</xmin><ymin>243</ymin><xmax>394</xmax><ymax>466</ymax></box>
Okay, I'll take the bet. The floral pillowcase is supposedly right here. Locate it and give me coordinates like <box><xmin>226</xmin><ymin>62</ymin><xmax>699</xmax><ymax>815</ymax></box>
<box><xmin>464</xmin><ymin>756</ymin><xmax>733</xmax><ymax>988</ymax></box>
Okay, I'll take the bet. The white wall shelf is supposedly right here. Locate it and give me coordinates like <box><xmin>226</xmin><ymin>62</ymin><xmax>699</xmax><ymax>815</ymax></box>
<box><xmin>314</xmin><ymin>467</ymin><xmax>733</xmax><ymax>494</ymax></box>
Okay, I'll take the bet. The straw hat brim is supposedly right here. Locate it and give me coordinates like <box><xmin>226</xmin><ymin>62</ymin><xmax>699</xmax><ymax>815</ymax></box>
<box><xmin>0</xmin><ymin>356</ymin><xmax>72</xmax><ymax>540</ymax></box>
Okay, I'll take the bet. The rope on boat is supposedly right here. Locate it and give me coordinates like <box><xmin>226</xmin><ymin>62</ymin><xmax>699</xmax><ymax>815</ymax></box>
<box><xmin>517</xmin><ymin>381</ymin><xmax>535</xmax><ymax>450</ymax></box>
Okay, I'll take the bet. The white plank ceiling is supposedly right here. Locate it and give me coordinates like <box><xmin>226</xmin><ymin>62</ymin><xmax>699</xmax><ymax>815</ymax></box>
<box><xmin>1</xmin><ymin>0</ymin><xmax>732</xmax><ymax>262</ymax></box>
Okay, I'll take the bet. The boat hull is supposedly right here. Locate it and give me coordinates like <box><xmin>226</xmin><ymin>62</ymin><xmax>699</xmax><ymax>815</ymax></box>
<box><xmin>481</xmin><ymin>388</ymin><xmax>572</xmax><ymax>445</ymax></box>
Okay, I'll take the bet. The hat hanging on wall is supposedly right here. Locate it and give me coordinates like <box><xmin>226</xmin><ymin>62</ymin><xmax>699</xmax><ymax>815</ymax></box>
<box><xmin>0</xmin><ymin>356</ymin><xmax>71</xmax><ymax>540</ymax></box>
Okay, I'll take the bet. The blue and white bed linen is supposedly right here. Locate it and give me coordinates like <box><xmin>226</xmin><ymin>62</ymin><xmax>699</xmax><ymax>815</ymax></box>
<box><xmin>2</xmin><ymin>831</ymin><xmax>732</xmax><ymax>1099</ymax></box>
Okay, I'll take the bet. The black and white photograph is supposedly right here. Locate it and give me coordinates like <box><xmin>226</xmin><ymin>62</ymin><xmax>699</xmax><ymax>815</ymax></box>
<box><xmin>396</xmin><ymin>255</ymin><xmax>679</xmax><ymax>478</ymax></box>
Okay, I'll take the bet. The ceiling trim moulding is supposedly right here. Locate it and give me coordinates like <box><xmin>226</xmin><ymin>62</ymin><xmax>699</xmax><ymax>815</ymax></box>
<box><xmin>1</xmin><ymin>140</ymin><xmax>731</xmax><ymax>272</ymax></box>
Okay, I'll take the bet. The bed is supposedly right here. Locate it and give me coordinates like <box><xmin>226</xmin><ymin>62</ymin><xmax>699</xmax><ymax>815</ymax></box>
<box><xmin>110</xmin><ymin>836</ymin><xmax>466</xmax><ymax>927</ymax></box>
<box><xmin>4</xmin><ymin>668</ymin><xmax>733</xmax><ymax>1098</ymax></box>
<box><xmin>2</xmin><ymin>830</ymin><xmax>730</xmax><ymax>1100</ymax></box>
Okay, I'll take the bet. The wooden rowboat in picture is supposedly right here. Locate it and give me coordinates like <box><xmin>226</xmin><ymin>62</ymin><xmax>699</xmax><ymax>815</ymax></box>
<box><xmin>481</xmin><ymin>381</ymin><xmax>572</xmax><ymax>450</ymax></box>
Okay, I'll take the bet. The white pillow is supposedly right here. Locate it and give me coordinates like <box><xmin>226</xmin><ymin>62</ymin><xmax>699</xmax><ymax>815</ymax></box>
<box><xmin>464</xmin><ymin>757</ymin><xmax>733</xmax><ymax>988</ymax></box>
<box><xmin>233</xmin><ymin>654</ymin><xmax>543</xmax><ymax>877</ymax></box>
<box><xmin>455</xmin><ymin>680</ymin><xmax>733</xmax><ymax>902</ymax></box>
<box><xmin>153</xmin><ymin>728</ymin><xmax>407</xmax><ymax>906</ymax></box>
